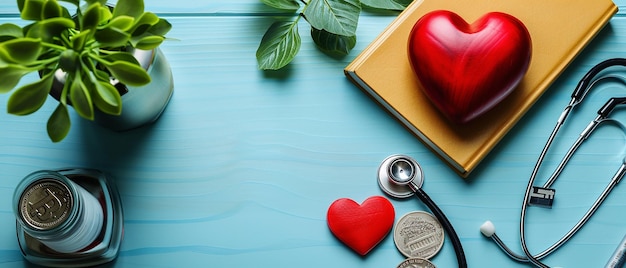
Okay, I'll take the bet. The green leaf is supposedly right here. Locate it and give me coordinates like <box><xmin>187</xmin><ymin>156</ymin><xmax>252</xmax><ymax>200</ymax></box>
<box><xmin>360</xmin><ymin>0</ymin><xmax>405</xmax><ymax>10</ymax></box>
<box><xmin>113</xmin><ymin>0</ymin><xmax>145</xmax><ymax>19</ymax></box>
<box><xmin>0</xmin><ymin>23</ymin><xmax>24</xmax><ymax>42</ymax></box>
<box><xmin>136</xmin><ymin>12</ymin><xmax>160</xmax><ymax>27</ymax></box>
<box><xmin>58</xmin><ymin>0</ymin><xmax>80</xmax><ymax>6</ymax></box>
<box><xmin>69</xmin><ymin>72</ymin><xmax>94</xmax><ymax>120</ymax></box>
<box><xmin>98</xmin><ymin>5</ymin><xmax>113</xmax><ymax>23</ymax></box>
<box><xmin>310</xmin><ymin>27</ymin><xmax>355</xmax><ymax>56</ymax></box>
<box><xmin>256</xmin><ymin>20</ymin><xmax>301</xmax><ymax>70</ymax></box>
<box><xmin>26</xmin><ymin>17</ymin><xmax>75</xmax><ymax>42</ymax></box>
<box><xmin>0</xmin><ymin>37</ymin><xmax>42</xmax><ymax>64</ymax></box>
<box><xmin>17</xmin><ymin>0</ymin><xmax>26</xmax><ymax>12</ymax></box>
<box><xmin>99</xmin><ymin>59</ymin><xmax>151</xmax><ymax>86</ymax></box>
<box><xmin>0</xmin><ymin>64</ymin><xmax>31</xmax><ymax>93</ymax></box>
<box><xmin>71</xmin><ymin>29</ymin><xmax>91</xmax><ymax>51</ymax></box>
<box><xmin>80</xmin><ymin>2</ymin><xmax>101</xmax><ymax>31</ymax></box>
<box><xmin>83</xmin><ymin>0</ymin><xmax>106</xmax><ymax>5</ymax></box>
<box><xmin>261</xmin><ymin>0</ymin><xmax>300</xmax><ymax>11</ymax></box>
<box><xmin>132</xmin><ymin>35</ymin><xmax>164</xmax><ymax>50</ymax></box>
<box><xmin>83</xmin><ymin>73</ymin><xmax>122</xmax><ymax>115</ymax></box>
<box><xmin>94</xmin><ymin>68</ymin><xmax>110</xmax><ymax>82</ymax></box>
<box><xmin>21</xmin><ymin>0</ymin><xmax>45</xmax><ymax>20</ymax></box>
<box><xmin>94</xmin><ymin>26</ymin><xmax>131</xmax><ymax>47</ymax></box>
<box><xmin>303</xmin><ymin>0</ymin><xmax>360</xmax><ymax>36</ymax></box>
<box><xmin>93</xmin><ymin>80</ymin><xmax>122</xmax><ymax>115</ymax></box>
<box><xmin>130</xmin><ymin>12</ymin><xmax>160</xmax><ymax>36</ymax></box>
<box><xmin>58</xmin><ymin>49</ymin><xmax>78</xmax><ymax>72</ymax></box>
<box><xmin>392</xmin><ymin>0</ymin><xmax>412</xmax><ymax>8</ymax></box>
<box><xmin>7</xmin><ymin>71</ymin><xmax>53</xmax><ymax>115</ymax></box>
<box><xmin>147</xmin><ymin>18</ymin><xmax>172</xmax><ymax>36</ymax></box>
<box><xmin>101</xmin><ymin>51</ymin><xmax>140</xmax><ymax>65</ymax></box>
<box><xmin>47</xmin><ymin>103</ymin><xmax>71</xmax><ymax>142</ymax></box>
<box><xmin>105</xmin><ymin>15</ymin><xmax>135</xmax><ymax>32</ymax></box>
<box><xmin>42</xmin><ymin>0</ymin><xmax>64</xmax><ymax>19</ymax></box>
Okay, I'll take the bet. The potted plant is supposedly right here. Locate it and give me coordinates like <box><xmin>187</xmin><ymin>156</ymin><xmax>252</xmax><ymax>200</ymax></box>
<box><xmin>0</xmin><ymin>0</ymin><xmax>173</xmax><ymax>142</ymax></box>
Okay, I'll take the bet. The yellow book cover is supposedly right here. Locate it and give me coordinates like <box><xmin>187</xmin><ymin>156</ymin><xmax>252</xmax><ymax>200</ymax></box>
<box><xmin>345</xmin><ymin>0</ymin><xmax>617</xmax><ymax>177</ymax></box>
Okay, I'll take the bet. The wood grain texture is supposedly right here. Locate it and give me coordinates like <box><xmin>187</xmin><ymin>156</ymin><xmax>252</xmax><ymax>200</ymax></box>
<box><xmin>1</xmin><ymin>1</ymin><xmax>626</xmax><ymax>267</ymax></box>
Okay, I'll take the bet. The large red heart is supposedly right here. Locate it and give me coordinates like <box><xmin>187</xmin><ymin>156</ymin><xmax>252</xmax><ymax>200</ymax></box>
<box><xmin>326</xmin><ymin>196</ymin><xmax>395</xmax><ymax>256</ymax></box>
<box><xmin>408</xmin><ymin>10</ymin><xmax>532</xmax><ymax>124</ymax></box>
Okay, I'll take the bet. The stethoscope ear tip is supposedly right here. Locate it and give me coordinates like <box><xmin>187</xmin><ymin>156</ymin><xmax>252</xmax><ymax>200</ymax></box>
<box><xmin>480</xmin><ymin>221</ymin><xmax>496</xmax><ymax>237</ymax></box>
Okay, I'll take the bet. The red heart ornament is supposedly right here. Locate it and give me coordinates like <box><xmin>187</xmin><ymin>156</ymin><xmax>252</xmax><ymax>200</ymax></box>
<box><xmin>326</xmin><ymin>196</ymin><xmax>395</xmax><ymax>256</ymax></box>
<box><xmin>408</xmin><ymin>10</ymin><xmax>532</xmax><ymax>124</ymax></box>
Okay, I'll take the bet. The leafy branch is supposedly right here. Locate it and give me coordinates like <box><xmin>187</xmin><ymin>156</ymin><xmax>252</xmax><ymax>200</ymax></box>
<box><xmin>257</xmin><ymin>0</ymin><xmax>409</xmax><ymax>70</ymax></box>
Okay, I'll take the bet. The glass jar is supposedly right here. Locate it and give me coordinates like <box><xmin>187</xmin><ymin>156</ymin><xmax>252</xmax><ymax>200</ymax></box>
<box><xmin>13</xmin><ymin>168</ymin><xmax>124</xmax><ymax>267</ymax></box>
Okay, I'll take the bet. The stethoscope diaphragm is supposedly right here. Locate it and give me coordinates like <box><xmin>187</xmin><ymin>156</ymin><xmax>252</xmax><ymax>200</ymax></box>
<box><xmin>377</xmin><ymin>154</ymin><xmax>424</xmax><ymax>199</ymax></box>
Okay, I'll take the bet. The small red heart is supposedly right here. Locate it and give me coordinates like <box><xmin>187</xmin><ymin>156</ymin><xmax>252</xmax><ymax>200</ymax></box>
<box><xmin>326</xmin><ymin>196</ymin><xmax>395</xmax><ymax>256</ymax></box>
<box><xmin>408</xmin><ymin>10</ymin><xmax>532</xmax><ymax>124</ymax></box>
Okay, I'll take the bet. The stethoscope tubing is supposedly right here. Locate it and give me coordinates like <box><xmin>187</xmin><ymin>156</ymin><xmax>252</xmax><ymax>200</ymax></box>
<box><xmin>486</xmin><ymin>58</ymin><xmax>626</xmax><ymax>267</ymax></box>
<box><xmin>489</xmin><ymin>160</ymin><xmax>626</xmax><ymax>264</ymax></box>
<box><xmin>520</xmin><ymin>114</ymin><xmax>598</xmax><ymax>267</ymax></box>
<box><xmin>409</xmin><ymin>183</ymin><xmax>467</xmax><ymax>268</ymax></box>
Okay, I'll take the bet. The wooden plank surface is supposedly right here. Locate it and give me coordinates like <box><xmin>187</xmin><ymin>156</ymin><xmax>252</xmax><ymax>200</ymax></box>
<box><xmin>2</xmin><ymin>1</ymin><xmax>626</xmax><ymax>267</ymax></box>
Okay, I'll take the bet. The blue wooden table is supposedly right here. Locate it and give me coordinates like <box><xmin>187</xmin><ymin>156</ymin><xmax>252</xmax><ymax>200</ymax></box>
<box><xmin>2</xmin><ymin>1</ymin><xmax>626</xmax><ymax>267</ymax></box>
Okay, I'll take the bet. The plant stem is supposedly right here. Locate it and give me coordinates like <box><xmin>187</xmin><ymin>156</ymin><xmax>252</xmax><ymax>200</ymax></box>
<box><xmin>96</xmin><ymin>49</ymin><xmax>117</xmax><ymax>55</ymax></box>
<box><xmin>80</xmin><ymin>62</ymin><xmax>94</xmax><ymax>78</ymax></box>
<box><xmin>59</xmin><ymin>32</ymin><xmax>72</xmax><ymax>48</ymax></box>
<box><xmin>89</xmin><ymin>53</ymin><xmax>110</xmax><ymax>66</ymax></box>
<box><xmin>299</xmin><ymin>0</ymin><xmax>311</xmax><ymax>23</ymax></box>
<box><xmin>41</xmin><ymin>42</ymin><xmax>67</xmax><ymax>52</ymax></box>
<box><xmin>27</xmin><ymin>56</ymin><xmax>60</xmax><ymax>71</ymax></box>
<box><xmin>84</xmin><ymin>53</ymin><xmax>100</xmax><ymax>73</ymax></box>
<box><xmin>60</xmin><ymin>73</ymin><xmax>70</xmax><ymax>106</ymax></box>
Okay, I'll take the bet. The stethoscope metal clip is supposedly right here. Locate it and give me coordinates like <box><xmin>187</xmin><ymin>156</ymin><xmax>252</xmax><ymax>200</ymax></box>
<box><xmin>378</xmin><ymin>154</ymin><xmax>467</xmax><ymax>268</ymax></box>
<box><xmin>481</xmin><ymin>58</ymin><xmax>626</xmax><ymax>268</ymax></box>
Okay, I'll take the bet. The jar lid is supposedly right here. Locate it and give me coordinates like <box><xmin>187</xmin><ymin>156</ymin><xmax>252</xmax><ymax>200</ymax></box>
<box><xmin>18</xmin><ymin>179</ymin><xmax>73</xmax><ymax>231</ymax></box>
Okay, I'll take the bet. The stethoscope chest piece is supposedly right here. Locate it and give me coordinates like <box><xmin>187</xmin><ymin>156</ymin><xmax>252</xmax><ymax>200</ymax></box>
<box><xmin>378</xmin><ymin>154</ymin><xmax>424</xmax><ymax>199</ymax></box>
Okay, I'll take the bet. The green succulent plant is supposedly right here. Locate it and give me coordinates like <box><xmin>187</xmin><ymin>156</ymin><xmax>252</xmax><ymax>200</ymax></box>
<box><xmin>0</xmin><ymin>0</ymin><xmax>171</xmax><ymax>142</ymax></box>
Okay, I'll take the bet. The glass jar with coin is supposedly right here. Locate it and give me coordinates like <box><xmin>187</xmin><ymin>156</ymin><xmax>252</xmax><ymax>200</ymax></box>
<box><xmin>12</xmin><ymin>168</ymin><xmax>123</xmax><ymax>267</ymax></box>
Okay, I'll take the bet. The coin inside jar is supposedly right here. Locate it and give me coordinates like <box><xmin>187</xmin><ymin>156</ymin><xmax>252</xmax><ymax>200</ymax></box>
<box><xmin>18</xmin><ymin>179</ymin><xmax>73</xmax><ymax>230</ymax></box>
<box><xmin>393</xmin><ymin>211</ymin><xmax>445</xmax><ymax>259</ymax></box>
<box><xmin>397</xmin><ymin>257</ymin><xmax>437</xmax><ymax>268</ymax></box>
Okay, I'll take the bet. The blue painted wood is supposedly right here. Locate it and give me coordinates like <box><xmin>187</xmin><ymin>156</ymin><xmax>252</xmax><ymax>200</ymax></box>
<box><xmin>2</xmin><ymin>1</ymin><xmax>626</xmax><ymax>267</ymax></box>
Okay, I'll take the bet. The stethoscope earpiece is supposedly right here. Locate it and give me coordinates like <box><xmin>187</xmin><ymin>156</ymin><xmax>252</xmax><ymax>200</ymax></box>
<box><xmin>480</xmin><ymin>221</ymin><xmax>496</xmax><ymax>238</ymax></box>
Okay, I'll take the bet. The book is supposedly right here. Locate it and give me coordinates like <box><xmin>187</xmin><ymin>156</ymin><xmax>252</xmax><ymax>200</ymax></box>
<box><xmin>345</xmin><ymin>0</ymin><xmax>617</xmax><ymax>178</ymax></box>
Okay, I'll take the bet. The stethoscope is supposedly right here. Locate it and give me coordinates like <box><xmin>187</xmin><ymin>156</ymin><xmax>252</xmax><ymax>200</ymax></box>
<box><xmin>378</xmin><ymin>154</ymin><xmax>468</xmax><ymax>268</ymax></box>
<box><xmin>481</xmin><ymin>58</ymin><xmax>626</xmax><ymax>267</ymax></box>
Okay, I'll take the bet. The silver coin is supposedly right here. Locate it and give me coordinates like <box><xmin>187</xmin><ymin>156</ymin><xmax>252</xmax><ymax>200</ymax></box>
<box><xmin>19</xmin><ymin>179</ymin><xmax>73</xmax><ymax>230</ymax></box>
<box><xmin>397</xmin><ymin>257</ymin><xmax>437</xmax><ymax>268</ymax></box>
<box><xmin>394</xmin><ymin>211</ymin><xmax>444</xmax><ymax>259</ymax></box>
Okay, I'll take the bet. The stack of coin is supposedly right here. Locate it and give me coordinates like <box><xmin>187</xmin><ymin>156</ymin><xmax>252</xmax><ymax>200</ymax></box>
<box><xmin>393</xmin><ymin>211</ymin><xmax>445</xmax><ymax>268</ymax></box>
